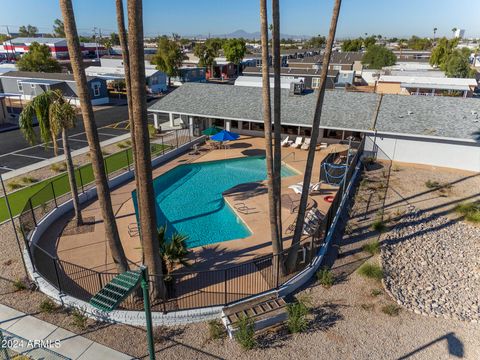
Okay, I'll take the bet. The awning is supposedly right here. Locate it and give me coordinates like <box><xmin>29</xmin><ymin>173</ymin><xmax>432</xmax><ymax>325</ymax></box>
<box><xmin>19</xmin><ymin>79</ymin><xmax>63</xmax><ymax>86</ymax></box>
<box><xmin>401</xmin><ymin>82</ymin><xmax>473</xmax><ymax>91</ymax></box>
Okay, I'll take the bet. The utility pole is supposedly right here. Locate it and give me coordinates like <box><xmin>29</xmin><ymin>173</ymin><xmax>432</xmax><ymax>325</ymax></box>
<box><xmin>93</xmin><ymin>27</ymin><xmax>100</xmax><ymax>61</ymax></box>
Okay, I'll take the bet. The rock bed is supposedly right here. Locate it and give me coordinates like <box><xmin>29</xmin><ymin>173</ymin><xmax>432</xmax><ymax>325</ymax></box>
<box><xmin>382</xmin><ymin>208</ymin><xmax>480</xmax><ymax>322</ymax></box>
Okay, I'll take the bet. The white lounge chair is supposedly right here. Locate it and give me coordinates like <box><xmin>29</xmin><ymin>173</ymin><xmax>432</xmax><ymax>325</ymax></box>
<box><xmin>301</xmin><ymin>138</ymin><xmax>311</xmax><ymax>150</ymax></box>
<box><xmin>290</xmin><ymin>136</ymin><xmax>303</xmax><ymax>148</ymax></box>
<box><xmin>281</xmin><ymin>136</ymin><xmax>293</xmax><ymax>147</ymax></box>
<box><xmin>288</xmin><ymin>181</ymin><xmax>323</xmax><ymax>195</ymax></box>
<box><xmin>319</xmin><ymin>142</ymin><xmax>328</xmax><ymax>150</ymax></box>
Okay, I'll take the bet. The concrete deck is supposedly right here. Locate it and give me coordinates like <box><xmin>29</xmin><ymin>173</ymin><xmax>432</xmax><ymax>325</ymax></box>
<box><xmin>47</xmin><ymin>136</ymin><xmax>345</xmax><ymax>273</ymax></box>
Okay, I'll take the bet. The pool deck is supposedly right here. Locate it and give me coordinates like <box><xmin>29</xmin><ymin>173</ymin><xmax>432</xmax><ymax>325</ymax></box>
<box><xmin>46</xmin><ymin>136</ymin><xmax>345</xmax><ymax>274</ymax></box>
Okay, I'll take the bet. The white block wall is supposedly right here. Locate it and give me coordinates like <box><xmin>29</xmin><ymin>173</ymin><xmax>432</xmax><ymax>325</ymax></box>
<box><xmin>366</xmin><ymin>133</ymin><xmax>480</xmax><ymax>172</ymax></box>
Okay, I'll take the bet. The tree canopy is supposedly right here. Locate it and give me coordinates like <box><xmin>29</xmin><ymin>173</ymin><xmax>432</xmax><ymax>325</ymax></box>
<box><xmin>151</xmin><ymin>36</ymin><xmax>186</xmax><ymax>78</ymax></box>
<box><xmin>193</xmin><ymin>42</ymin><xmax>216</xmax><ymax>68</ymax></box>
<box><xmin>429</xmin><ymin>37</ymin><xmax>474</xmax><ymax>78</ymax></box>
<box><xmin>444</xmin><ymin>51</ymin><xmax>474</xmax><ymax>78</ymax></box>
<box><xmin>17</xmin><ymin>42</ymin><xmax>61</xmax><ymax>72</ymax></box>
<box><xmin>430</xmin><ymin>37</ymin><xmax>459</xmax><ymax>68</ymax></box>
<box><xmin>305</xmin><ymin>35</ymin><xmax>326</xmax><ymax>48</ymax></box>
<box><xmin>361</xmin><ymin>45</ymin><xmax>396</xmax><ymax>69</ymax></box>
<box><xmin>18</xmin><ymin>24</ymin><xmax>38</xmax><ymax>37</ymax></box>
<box><xmin>341</xmin><ymin>38</ymin><xmax>363</xmax><ymax>52</ymax></box>
<box><xmin>407</xmin><ymin>36</ymin><xmax>432</xmax><ymax>50</ymax></box>
<box><xmin>52</xmin><ymin>19</ymin><xmax>65</xmax><ymax>37</ymax></box>
<box><xmin>222</xmin><ymin>38</ymin><xmax>246</xmax><ymax>64</ymax></box>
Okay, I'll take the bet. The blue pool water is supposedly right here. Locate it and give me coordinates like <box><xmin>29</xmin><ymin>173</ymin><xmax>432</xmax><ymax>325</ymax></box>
<box><xmin>132</xmin><ymin>156</ymin><xmax>296</xmax><ymax>248</ymax></box>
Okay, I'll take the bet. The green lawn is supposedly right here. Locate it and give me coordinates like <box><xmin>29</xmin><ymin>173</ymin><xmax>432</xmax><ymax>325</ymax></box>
<box><xmin>0</xmin><ymin>143</ymin><xmax>167</xmax><ymax>223</ymax></box>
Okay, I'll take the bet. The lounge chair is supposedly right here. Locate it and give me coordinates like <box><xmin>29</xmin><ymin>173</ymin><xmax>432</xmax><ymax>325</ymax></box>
<box><xmin>281</xmin><ymin>136</ymin><xmax>293</xmax><ymax>147</ymax></box>
<box><xmin>290</xmin><ymin>136</ymin><xmax>303</xmax><ymax>148</ymax></box>
<box><xmin>288</xmin><ymin>181</ymin><xmax>323</xmax><ymax>195</ymax></box>
<box><xmin>319</xmin><ymin>143</ymin><xmax>328</xmax><ymax>150</ymax></box>
<box><xmin>301</xmin><ymin>138</ymin><xmax>311</xmax><ymax>150</ymax></box>
<box><xmin>285</xmin><ymin>207</ymin><xmax>324</xmax><ymax>236</ymax></box>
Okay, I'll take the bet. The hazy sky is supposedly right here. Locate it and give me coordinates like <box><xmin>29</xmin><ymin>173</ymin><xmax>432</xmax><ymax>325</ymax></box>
<box><xmin>0</xmin><ymin>0</ymin><xmax>478</xmax><ymax>38</ymax></box>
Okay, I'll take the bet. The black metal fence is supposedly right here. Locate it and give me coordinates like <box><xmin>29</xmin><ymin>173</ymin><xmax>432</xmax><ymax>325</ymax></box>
<box><xmin>23</xmin><ymin>135</ymin><xmax>364</xmax><ymax>313</ymax></box>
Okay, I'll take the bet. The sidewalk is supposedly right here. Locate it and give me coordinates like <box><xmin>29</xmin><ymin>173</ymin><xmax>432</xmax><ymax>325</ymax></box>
<box><xmin>0</xmin><ymin>304</ymin><xmax>133</xmax><ymax>360</ymax></box>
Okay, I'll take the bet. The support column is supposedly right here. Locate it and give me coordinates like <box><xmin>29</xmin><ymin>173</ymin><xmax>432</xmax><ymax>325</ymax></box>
<box><xmin>238</xmin><ymin>121</ymin><xmax>243</xmax><ymax>131</ymax></box>
<box><xmin>189</xmin><ymin>116</ymin><xmax>194</xmax><ymax>136</ymax></box>
<box><xmin>225</xmin><ymin>119</ymin><xmax>231</xmax><ymax>131</ymax></box>
<box><xmin>169</xmin><ymin>112</ymin><xmax>174</xmax><ymax>127</ymax></box>
<box><xmin>153</xmin><ymin>113</ymin><xmax>159</xmax><ymax>129</ymax></box>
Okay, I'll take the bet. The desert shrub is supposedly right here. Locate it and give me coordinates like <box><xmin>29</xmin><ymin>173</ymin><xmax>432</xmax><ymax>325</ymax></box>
<box><xmin>13</xmin><ymin>278</ymin><xmax>27</xmax><ymax>291</ymax></box>
<box><xmin>7</xmin><ymin>180</ymin><xmax>24</xmax><ymax>190</ymax></box>
<box><xmin>39</xmin><ymin>299</ymin><xmax>57</xmax><ymax>313</ymax></box>
<box><xmin>362</xmin><ymin>241</ymin><xmax>380</xmax><ymax>255</ymax></box>
<box><xmin>50</xmin><ymin>162</ymin><xmax>67</xmax><ymax>173</ymax></box>
<box><xmin>358</xmin><ymin>263</ymin><xmax>383</xmax><ymax>281</ymax></box>
<box><xmin>286</xmin><ymin>300</ymin><xmax>309</xmax><ymax>334</ymax></box>
<box><xmin>371</xmin><ymin>219</ymin><xmax>387</xmax><ymax>232</ymax></box>
<box><xmin>425</xmin><ymin>179</ymin><xmax>441</xmax><ymax>189</ymax></box>
<box><xmin>360</xmin><ymin>303</ymin><xmax>374</xmax><ymax>311</ymax></box>
<box><xmin>381</xmin><ymin>304</ymin><xmax>401</xmax><ymax>316</ymax></box>
<box><xmin>454</xmin><ymin>202</ymin><xmax>480</xmax><ymax>223</ymax></box>
<box><xmin>316</xmin><ymin>268</ymin><xmax>334</xmax><ymax>288</ymax></box>
<box><xmin>21</xmin><ymin>176</ymin><xmax>38</xmax><ymax>184</ymax></box>
<box><xmin>70</xmin><ymin>307</ymin><xmax>88</xmax><ymax>329</ymax></box>
<box><xmin>371</xmin><ymin>288</ymin><xmax>383</xmax><ymax>297</ymax></box>
<box><xmin>234</xmin><ymin>316</ymin><xmax>256</xmax><ymax>350</ymax></box>
<box><xmin>208</xmin><ymin>320</ymin><xmax>226</xmax><ymax>340</ymax></box>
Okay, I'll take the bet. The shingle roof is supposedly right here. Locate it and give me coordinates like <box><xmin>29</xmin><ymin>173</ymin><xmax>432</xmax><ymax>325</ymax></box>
<box><xmin>148</xmin><ymin>82</ymin><xmax>480</xmax><ymax>141</ymax></box>
<box><xmin>0</xmin><ymin>71</ymin><xmax>97</xmax><ymax>82</ymax></box>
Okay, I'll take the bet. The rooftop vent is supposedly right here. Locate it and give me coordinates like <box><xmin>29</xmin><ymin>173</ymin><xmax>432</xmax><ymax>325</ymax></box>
<box><xmin>289</xmin><ymin>80</ymin><xmax>305</xmax><ymax>96</ymax></box>
<box><xmin>407</xmin><ymin>111</ymin><xmax>414</xmax><ymax>115</ymax></box>
<box><xmin>472</xmin><ymin>110</ymin><xmax>478</xmax><ymax>115</ymax></box>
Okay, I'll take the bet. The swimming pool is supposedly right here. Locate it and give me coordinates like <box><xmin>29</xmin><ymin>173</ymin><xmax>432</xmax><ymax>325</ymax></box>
<box><xmin>132</xmin><ymin>156</ymin><xmax>296</xmax><ymax>248</ymax></box>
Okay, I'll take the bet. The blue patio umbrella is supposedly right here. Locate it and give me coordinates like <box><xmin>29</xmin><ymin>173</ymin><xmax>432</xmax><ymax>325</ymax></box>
<box><xmin>210</xmin><ymin>129</ymin><xmax>240</xmax><ymax>142</ymax></box>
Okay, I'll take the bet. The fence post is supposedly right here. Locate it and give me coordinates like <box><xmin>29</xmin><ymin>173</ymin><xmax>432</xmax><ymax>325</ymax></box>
<box><xmin>175</xmin><ymin>130</ymin><xmax>179</xmax><ymax>149</ymax></box>
<box><xmin>275</xmin><ymin>253</ymin><xmax>280</xmax><ymax>289</ymax></box>
<box><xmin>51</xmin><ymin>182</ymin><xmax>58</xmax><ymax>208</ymax></box>
<box><xmin>126</xmin><ymin>149</ymin><xmax>131</xmax><ymax>172</ymax></box>
<box><xmin>28</xmin><ymin>199</ymin><xmax>37</xmax><ymax>227</ymax></box>
<box><xmin>78</xmin><ymin>168</ymin><xmax>85</xmax><ymax>193</ymax></box>
<box><xmin>97</xmin><ymin>272</ymin><xmax>103</xmax><ymax>290</ymax></box>
<box><xmin>224</xmin><ymin>269</ymin><xmax>228</xmax><ymax>305</ymax></box>
<box><xmin>161</xmin><ymin>136</ymin><xmax>165</xmax><ymax>155</ymax></box>
<box><xmin>52</xmin><ymin>257</ymin><xmax>62</xmax><ymax>294</ymax></box>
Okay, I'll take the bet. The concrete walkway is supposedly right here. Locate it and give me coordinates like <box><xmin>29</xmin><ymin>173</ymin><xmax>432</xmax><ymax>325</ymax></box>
<box><xmin>0</xmin><ymin>304</ymin><xmax>133</xmax><ymax>360</ymax></box>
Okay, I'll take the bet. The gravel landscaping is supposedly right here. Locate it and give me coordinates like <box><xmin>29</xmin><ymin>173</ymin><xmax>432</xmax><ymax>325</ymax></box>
<box><xmin>382</xmin><ymin>208</ymin><xmax>480</xmax><ymax>322</ymax></box>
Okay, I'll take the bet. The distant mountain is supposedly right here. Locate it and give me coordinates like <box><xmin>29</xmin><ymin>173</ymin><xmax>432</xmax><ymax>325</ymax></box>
<box><xmin>187</xmin><ymin>29</ymin><xmax>312</xmax><ymax>40</ymax></box>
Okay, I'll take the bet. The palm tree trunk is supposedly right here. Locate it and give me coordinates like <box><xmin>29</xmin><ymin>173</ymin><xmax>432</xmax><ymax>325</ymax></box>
<box><xmin>127</xmin><ymin>0</ymin><xmax>166</xmax><ymax>298</ymax></box>
<box><xmin>286</xmin><ymin>0</ymin><xmax>343</xmax><ymax>272</ymax></box>
<box><xmin>62</xmin><ymin>128</ymin><xmax>83</xmax><ymax>227</ymax></box>
<box><xmin>271</xmin><ymin>0</ymin><xmax>283</xmax><ymax>256</ymax></box>
<box><xmin>260</xmin><ymin>0</ymin><xmax>282</xmax><ymax>276</ymax></box>
<box><xmin>115</xmin><ymin>0</ymin><xmax>143</xmax><ymax>262</ymax></box>
<box><xmin>60</xmin><ymin>0</ymin><xmax>129</xmax><ymax>273</ymax></box>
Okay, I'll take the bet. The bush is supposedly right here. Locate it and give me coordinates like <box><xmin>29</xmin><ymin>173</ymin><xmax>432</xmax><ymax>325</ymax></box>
<box><xmin>148</xmin><ymin>124</ymin><xmax>157</xmax><ymax>138</ymax></box>
<box><xmin>39</xmin><ymin>299</ymin><xmax>57</xmax><ymax>313</ymax></box>
<box><xmin>70</xmin><ymin>307</ymin><xmax>88</xmax><ymax>329</ymax></box>
<box><xmin>208</xmin><ymin>320</ymin><xmax>226</xmax><ymax>340</ymax></box>
<box><xmin>50</xmin><ymin>162</ymin><xmax>67</xmax><ymax>173</ymax></box>
<box><xmin>116</xmin><ymin>141</ymin><xmax>129</xmax><ymax>149</ymax></box>
<box><xmin>234</xmin><ymin>316</ymin><xmax>256</xmax><ymax>350</ymax></box>
<box><xmin>425</xmin><ymin>179</ymin><xmax>441</xmax><ymax>189</ymax></box>
<box><xmin>316</xmin><ymin>268</ymin><xmax>334</xmax><ymax>288</ymax></box>
<box><xmin>21</xmin><ymin>176</ymin><xmax>38</xmax><ymax>184</ymax></box>
<box><xmin>362</xmin><ymin>241</ymin><xmax>380</xmax><ymax>255</ymax></box>
<box><xmin>7</xmin><ymin>180</ymin><xmax>24</xmax><ymax>191</ymax></box>
<box><xmin>286</xmin><ymin>301</ymin><xmax>309</xmax><ymax>334</ymax></box>
<box><xmin>371</xmin><ymin>219</ymin><xmax>387</xmax><ymax>233</ymax></box>
<box><xmin>454</xmin><ymin>202</ymin><xmax>480</xmax><ymax>223</ymax></box>
<box><xmin>358</xmin><ymin>263</ymin><xmax>383</xmax><ymax>281</ymax></box>
<box><xmin>381</xmin><ymin>304</ymin><xmax>401</xmax><ymax>316</ymax></box>
<box><xmin>360</xmin><ymin>303</ymin><xmax>374</xmax><ymax>311</ymax></box>
<box><xmin>371</xmin><ymin>288</ymin><xmax>383</xmax><ymax>297</ymax></box>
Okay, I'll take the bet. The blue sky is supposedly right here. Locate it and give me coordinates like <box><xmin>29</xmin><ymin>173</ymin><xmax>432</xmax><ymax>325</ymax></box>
<box><xmin>0</xmin><ymin>0</ymin><xmax>478</xmax><ymax>38</ymax></box>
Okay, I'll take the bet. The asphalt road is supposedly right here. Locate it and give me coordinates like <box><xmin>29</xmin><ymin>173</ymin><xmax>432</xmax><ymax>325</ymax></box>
<box><xmin>0</xmin><ymin>104</ymin><xmax>133</xmax><ymax>174</ymax></box>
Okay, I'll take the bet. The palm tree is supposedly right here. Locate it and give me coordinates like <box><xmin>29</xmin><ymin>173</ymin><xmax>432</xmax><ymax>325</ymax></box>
<box><xmin>286</xmin><ymin>0</ymin><xmax>343</xmax><ymax>272</ymax></box>
<box><xmin>126</xmin><ymin>0</ymin><xmax>166</xmax><ymax>298</ymax></box>
<box><xmin>157</xmin><ymin>226</ymin><xmax>189</xmax><ymax>274</ymax></box>
<box><xmin>260</xmin><ymin>0</ymin><xmax>282</xmax><ymax>276</ymax></box>
<box><xmin>271</xmin><ymin>0</ymin><xmax>284</xmax><ymax>262</ymax></box>
<box><xmin>452</xmin><ymin>27</ymin><xmax>457</xmax><ymax>38</ymax></box>
<box><xmin>19</xmin><ymin>90</ymin><xmax>82</xmax><ymax>226</ymax></box>
<box><xmin>433</xmin><ymin>27</ymin><xmax>438</xmax><ymax>42</ymax></box>
<box><xmin>60</xmin><ymin>0</ymin><xmax>129</xmax><ymax>273</ymax></box>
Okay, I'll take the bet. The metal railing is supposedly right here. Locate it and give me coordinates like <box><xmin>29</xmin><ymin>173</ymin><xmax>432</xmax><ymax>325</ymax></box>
<box><xmin>22</xmin><ymin>134</ymin><xmax>364</xmax><ymax>313</ymax></box>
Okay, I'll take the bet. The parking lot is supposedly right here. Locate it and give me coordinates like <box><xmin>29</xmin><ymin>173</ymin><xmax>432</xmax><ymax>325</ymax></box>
<box><xmin>0</xmin><ymin>105</ymin><xmax>134</xmax><ymax>174</ymax></box>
